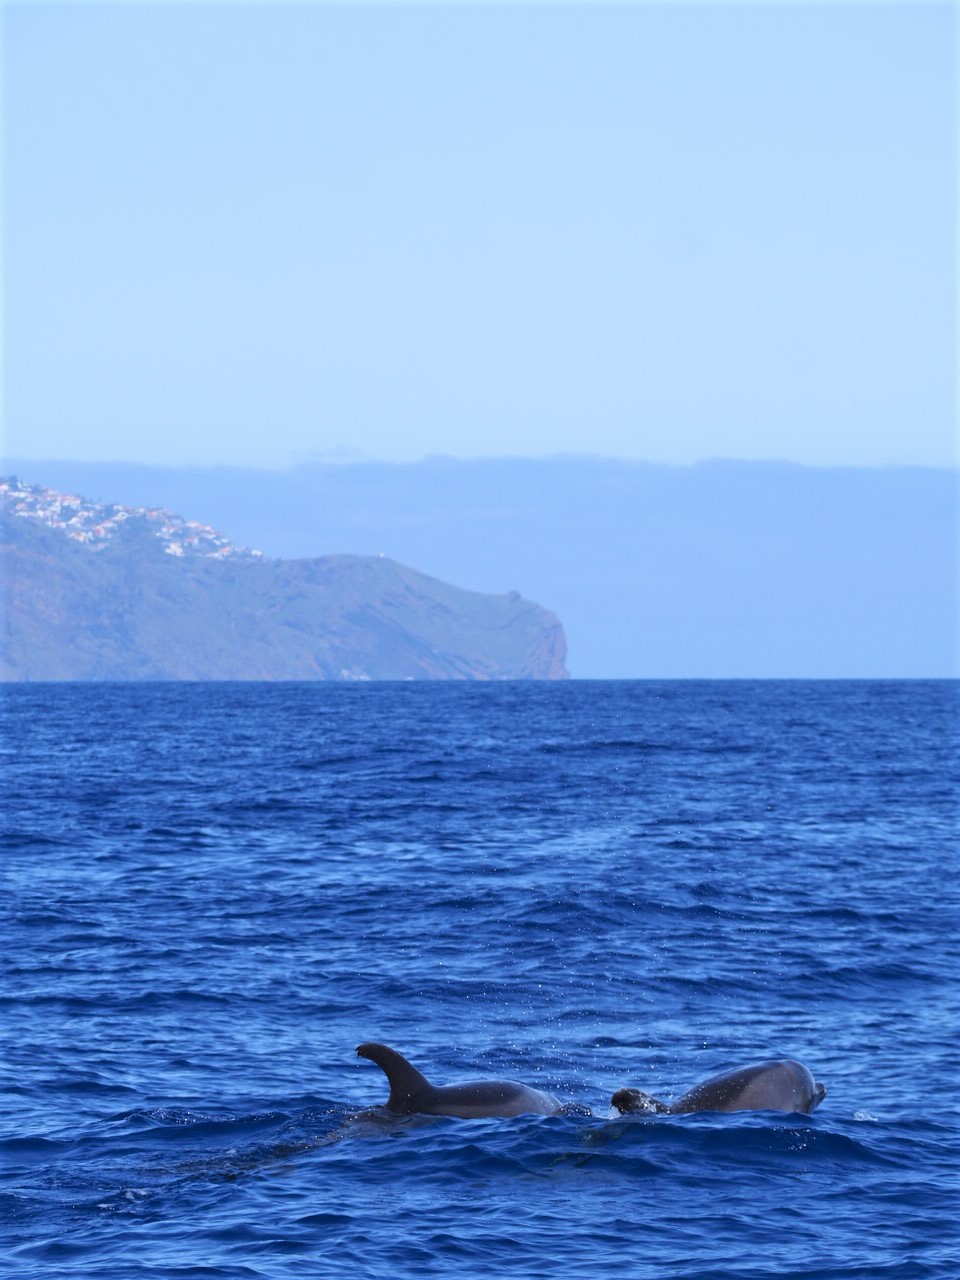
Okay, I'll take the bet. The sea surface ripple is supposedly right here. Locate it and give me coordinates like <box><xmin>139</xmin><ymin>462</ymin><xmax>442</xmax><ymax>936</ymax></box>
<box><xmin>2</xmin><ymin>681</ymin><xmax>958</xmax><ymax>1278</ymax></box>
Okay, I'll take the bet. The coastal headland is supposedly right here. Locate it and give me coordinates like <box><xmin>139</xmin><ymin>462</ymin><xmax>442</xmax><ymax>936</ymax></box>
<box><xmin>0</xmin><ymin>478</ymin><xmax>568</xmax><ymax>681</ymax></box>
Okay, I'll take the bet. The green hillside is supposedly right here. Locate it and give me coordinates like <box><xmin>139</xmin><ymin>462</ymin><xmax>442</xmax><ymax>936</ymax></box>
<box><xmin>0</xmin><ymin>504</ymin><xmax>567</xmax><ymax>681</ymax></box>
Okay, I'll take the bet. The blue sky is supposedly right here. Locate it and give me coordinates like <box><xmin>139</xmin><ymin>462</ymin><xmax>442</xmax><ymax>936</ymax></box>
<box><xmin>2</xmin><ymin>1</ymin><xmax>956</xmax><ymax>469</ymax></box>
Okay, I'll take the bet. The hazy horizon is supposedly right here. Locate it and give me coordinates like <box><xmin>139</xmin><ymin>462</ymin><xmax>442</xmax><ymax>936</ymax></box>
<box><xmin>5</xmin><ymin>452</ymin><xmax>958</xmax><ymax>476</ymax></box>
<box><xmin>5</xmin><ymin>454</ymin><xmax>955</xmax><ymax>679</ymax></box>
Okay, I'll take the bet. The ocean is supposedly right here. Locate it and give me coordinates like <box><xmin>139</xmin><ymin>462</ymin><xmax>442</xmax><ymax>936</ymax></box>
<box><xmin>2</xmin><ymin>680</ymin><xmax>958</xmax><ymax>1279</ymax></box>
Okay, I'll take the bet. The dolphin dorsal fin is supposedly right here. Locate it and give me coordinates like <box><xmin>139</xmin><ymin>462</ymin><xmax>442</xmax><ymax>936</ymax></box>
<box><xmin>356</xmin><ymin>1042</ymin><xmax>432</xmax><ymax>1112</ymax></box>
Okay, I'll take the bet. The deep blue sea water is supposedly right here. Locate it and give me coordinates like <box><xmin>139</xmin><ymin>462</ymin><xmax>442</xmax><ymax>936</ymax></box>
<box><xmin>2</xmin><ymin>680</ymin><xmax>958</xmax><ymax>1279</ymax></box>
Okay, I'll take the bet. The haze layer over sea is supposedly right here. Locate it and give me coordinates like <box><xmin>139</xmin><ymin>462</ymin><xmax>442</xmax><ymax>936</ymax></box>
<box><xmin>3</xmin><ymin>681</ymin><xmax>958</xmax><ymax>1279</ymax></box>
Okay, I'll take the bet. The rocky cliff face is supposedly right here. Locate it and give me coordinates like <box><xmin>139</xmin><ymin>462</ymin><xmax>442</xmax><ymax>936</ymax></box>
<box><xmin>0</xmin><ymin>479</ymin><xmax>568</xmax><ymax>681</ymax></box>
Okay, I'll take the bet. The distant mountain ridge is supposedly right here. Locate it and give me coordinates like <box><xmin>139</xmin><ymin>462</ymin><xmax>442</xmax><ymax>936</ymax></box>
<box><xmin>0</xmin><ymin>477</ymin><xmax>568</xmax><ymax>681</ymax></box>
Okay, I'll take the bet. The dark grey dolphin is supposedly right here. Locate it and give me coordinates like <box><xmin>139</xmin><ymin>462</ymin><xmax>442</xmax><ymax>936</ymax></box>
<box><xmin>612</xmin><ymin>1058</ymin><xmax>826</xmax><ymax>1116</ymax></box>
<box><xmin>356</xmin><ymin>1042</ymin><xmax>565</xmax><ymax>1118</ymax></box>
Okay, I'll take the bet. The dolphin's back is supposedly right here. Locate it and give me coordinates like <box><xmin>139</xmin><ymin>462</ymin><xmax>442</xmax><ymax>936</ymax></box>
<box><xmin>427</xmin><ymin>1080</ymin><xmax>559</xmax><ymax>1118</ymax></box>
<box><xmin>671</xmin><ymin>1059</ymin><xmax>825</xmax><ymax>1115</ymax></box>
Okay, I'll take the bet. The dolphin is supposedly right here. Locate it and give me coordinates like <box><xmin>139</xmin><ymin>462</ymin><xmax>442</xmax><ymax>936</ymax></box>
<box><xmin>356</xmin><ymin>1042</ymin><xmax>565</xmax><ymax>1118</ymax></box>
<box><xmin>611</xmin><ymin>1059</ymin><xmax>826</xmax><ymax>1116</ymax></box>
